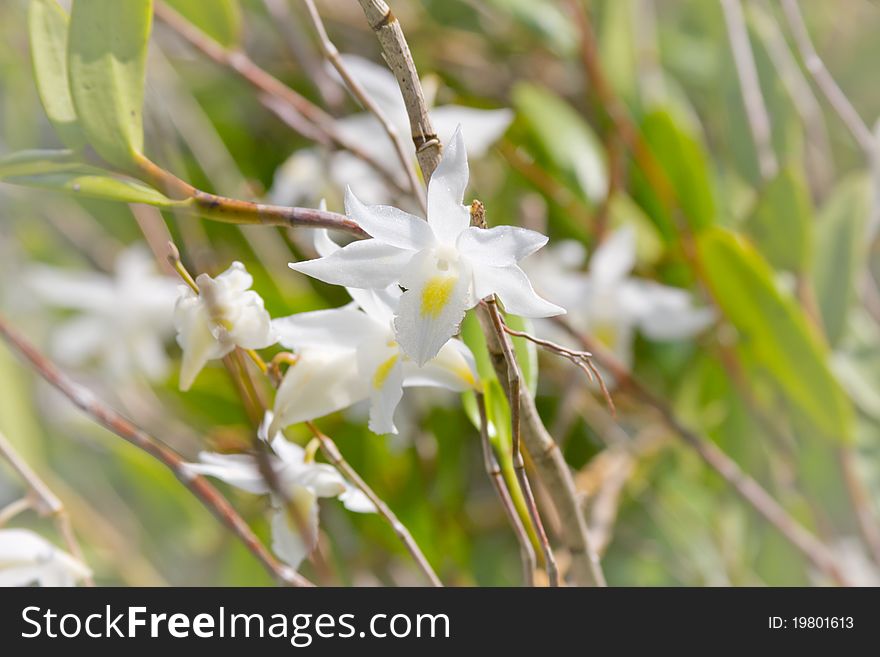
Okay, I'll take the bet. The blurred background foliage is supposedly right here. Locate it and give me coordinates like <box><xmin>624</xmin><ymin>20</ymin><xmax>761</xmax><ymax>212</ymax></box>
<box><xmin>1</xmin><ymin>0</ymin><xmax>880</xmax><ymax>586</ymax></box>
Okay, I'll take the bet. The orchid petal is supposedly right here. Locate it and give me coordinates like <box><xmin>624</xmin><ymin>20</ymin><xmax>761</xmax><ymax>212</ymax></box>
<box><xmin>457</xmin><ymin>225</ymin><xmax>549</xmax><ymax>266</ymax></box>
<box><xmin>473</xmin><ymin>263</ymin><xmax>565</xmax><ymax>318</ymax></box>
<box><xmin>270</xmin><ymin>487</ymin><xmax>319</xmax><ymax>570</ymax></box>
<box><xmin>345</xmin><ymin>187</ymin><xmax>434</xmax><ymax>250</ymax></box>
<box><xmin>427</xmin><ymin>125</ymin><xmax>471</xmax><ymax>244</ymax></box>
<box><xmin>295</xmin><ymin>464</ymin><xmax>347</xmax><ymax>498</ymax></box>
<box><xmin>289</xmin><ymin>239</ymin><xmax>412</xmax><ymax>289</ymax></box>
<box><xmin>339</xmin><ymin>486</ymin><xmax>377</xmax><ymax>513</ymax></box>
<box><xmin>0</xmin><ymin>529</ymin><xmax>91</xmax><ymax>587</ymax></box>
<box><xmin>622</xmin><ymin>280</ymin><xmax>715</xmax><ymax>340</ymax></box>
<box><xmin>183</xmin><ymin>452</ymin><xmax>270</xmax><ymax>494</ymax></box>
<box><xmin>271</xmin><ymin>350</ymin><xmax>369</xmax><ymax>435</ymax></box>
<box><xmin>432</xmin><ymin>105</ymin><xmax>513</xmax><ymax>157</ymax></box>
<box><xmin>591</xmin><ymin>226</ymin><xmax>636</xmax><ymax>285</ymax></box>
<box><xmin>360</xmin><ymin>346</ymin><xmax>405</xmax><ymax>435</ymax></box>
<box><xmin>273</xmin><ymin>305</ymin><xmax>381</xmax><ymax>352</ymax></box>
<box><xmin>174</xmin><ymin>293</ymin><xmax>229</xmax><ymax>391</ymax></box>
<box><xmin>394</xmin><ymin>248</ymin><xmax>474</xmax><ymax>365</ymax></box>
<box><xmin>403</xmin><ymin>338</ymin><xmax>479</xmax><ymax>392</ymax></box>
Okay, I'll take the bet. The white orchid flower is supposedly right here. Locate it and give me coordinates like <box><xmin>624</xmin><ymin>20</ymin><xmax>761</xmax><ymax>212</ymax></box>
<box><xmin>184</xmin><ymin>412</ymin><xmax>374</xmax><ymax>570</ymax></box>
<box><xmin>290</xmin><ymin>127</ymin><xmax>563</xmax><ymax>366</ymax></box>
<box><xmin>273</xmin><ymin>230</ymin><xmax>479</xmax><ymax>435</ymax></box>
<box><xmin>28</xmin><ymin>245</ymin><xmax>178</xmax><ymax>382</ymax></box>
<box><xmin>270</xmin><ymin>55</ymin><xmax>513</xmax><ymax>207</ymax></box>
<box><xmin>0</xmin><ymin>528</ymin><xmax>91</xmax><ymax>587</ymax></box>
<box><xmin>527</xmin><ymin>226</ymin><xmax>714</xmax><ymax>369</ymax></box>
<box><xmin>173</xmin><ymin>262</ymin><xmax>276</xmax><ymax>391</ymax></box>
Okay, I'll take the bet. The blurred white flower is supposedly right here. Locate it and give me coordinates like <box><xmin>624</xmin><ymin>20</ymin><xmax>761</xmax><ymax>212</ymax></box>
<box><xmin>290</xmin><ymin>127</ymin><xmax>562</xmax><ymax>365</ymax></box>
<box><xmin>527</xmin><ymin>226</ymin><xmax>714</xmax><ymax>369</ymax></box>
<box><xmin>28</xmin><ymin>245</ymin><xmax>178</xmax><ymax>382</ymax></box>
<box><xmin>270</xmin><ymin>55</ymin><xmax>513</xmax><ymax>207</ymax></box>
<box><xmin>274</xmin><ymin>230</ymin><xmax>479</xmax><ymax>435</ymax></box>
<box><xmin>0</xmin><ymin>528</ymin><xmax>91</xmax><ymax>587</ymax></box>
<box><xmin>174</xmin><ymin>262</ymin><xmax>276</xmax><ymax>390</ymax></box>
<box><xmin>184</xmin><ymin>412</ymin><xmax>374</xmax><ymax>570</ymax></box>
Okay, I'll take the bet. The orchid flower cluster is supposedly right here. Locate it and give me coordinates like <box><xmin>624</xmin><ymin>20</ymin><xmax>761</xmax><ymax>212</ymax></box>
<box><xmin>163</xmin><ymin>128</ymin><xmax>562</xmax><ymax>572</ymax></box>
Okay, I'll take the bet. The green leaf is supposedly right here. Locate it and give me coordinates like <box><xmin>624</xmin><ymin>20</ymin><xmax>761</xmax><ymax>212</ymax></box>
<box><xmin>28</xmin><ymin>0</ymin><xmax>85</xmax><ymax>149</ymax></box>
<box><xmin>634</xmin><ymin>109</ymin><xmax>715</xmax><ymax>237</ymax></box>
<box><xmin>698</xmin><ymin>228</ymin><xmax>853</xmax><ymax>442</ymax></box>
<box><xmin>0</xmin><ymin>149</ymin><xmax>178</xmax><ymax>206</ymax></box>
<box><xmin>164</xmin><ymin>0</ymin><xmax>241</xmax><ymax>48</ymax></box>
<box><xmin>68</xmin><ymin>0</ymin><xmax>153</xmax><ymax>169</ymax></box>
<box><xmin>599</xmin><ymin>0</ymin><xmax>638</xmax><ymax>103</ymax></box>
<box><xmin>812</xmin><ymin>174</ymin><xmax>871</xmax><ymax>347</ymax></box>
<box><xmin>744</xmin><ymin>166</ymin><xmax>813</xmax><ymax>273</ymax></box>
<box><xmin>512</xmin><ymin>83</ymin><xmax>607</xmax><ymax>204</ymax></box>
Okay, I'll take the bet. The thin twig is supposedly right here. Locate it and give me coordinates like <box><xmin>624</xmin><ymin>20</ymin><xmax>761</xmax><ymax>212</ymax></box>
<box><xmin>501</xmin><ymin>322</ymin><xmax>615</xmax><ymax>415</ymax></box>
<box><xmin>555</xmin><ymin>316</ymin><xmax>851</xmax><ymax>586</ymax></box>
<box><xmin>484</xmin><ymin>298</ymin><xmax>561</xmax><ymax>587</ymax></box>
<box><xmin>306</xmin><ymin>422</ymin><xmax>443</xmax><ymax>587</ymax></box>
<box><xmin>0</xmin><ymin>497</ymin><xmax>31</xmax><ymax>527</ymax></box>
<box><xmin>0</xmin><ymin>430</ymin><xmax>94</xmax><ymax>586</ymax></box>
<box><xmin>355</xmin><ymin>0</ymin><xmax>443</xmax><ymax>180</ymax></box>
<box><xmin>302</xmin><ymin>0</ymin><xmax>427</xmax><ymax>214</ymax></box>
<box><xmin>779</xmin><ymin>0</ymin><xmax>875</xmax><ymax>156</ymax></box>
<box><xmin>0</xmin><ymin>315</ymin><xmax>312</xmax><ymax>588</ymax></box>
<box><xmin>720</xmin><ymin>0</ymin><xmax>778</xmax><ymax>180</ymax></box>
<box><xmin>749</xmin><ymin>0</ymin><xmax>833</xmax><ymax>191</ymax></box>
<box><xmin>154</xmin><ymin>0</ymin><xmax>408</xmax><ymax>197</ymax></box>
<box><xmin>476</xmin><ymin>392</ymin><xmax>537</xmax><ymax>586</ymax></box>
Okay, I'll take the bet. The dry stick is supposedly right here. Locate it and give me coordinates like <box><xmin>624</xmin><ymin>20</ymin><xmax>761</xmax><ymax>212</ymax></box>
<box><xmin>482</xmin><ymin>300</ymin><xmax>561</xmax><ymax>588</ymax></box>
<box><xmin>780</xmin><ymin>0</ymin><xmax>874</xmax><ymax>155</ymax></box>
<box><xmin>556</xmin><ymin>317</ymin><xmax>851</xmax><ymax>586</ymax></box>
<box><xmin>0</xmin><ymin>315</ymin><xmax>312</xmax><ymax>588</ymax></box>
<box><xmin>477</xmin><ymin>391</ymin><xmax>538</xmax><ymax>586</ymax></box>
<box><xmin>153</xmin><ymin>1</ymin><xmax>408</xmax><ymax>198</ymax></box>
<box><xmin>501</xmin><ymin>323</ymin><xmax>615</xmax><ymax>415</ymax></box>
<box><xmin>0</xmin><ymin>498</ymin><xmax>31</xmax><ymax>526</ymax></box>
<box><xmin>132</xmin><ymin>154</ymin><xmax>367</xmax><ymax>237</ymax></box>
<box><xmin>749</xmin><ymin>0</ymin><xmax>833</xmax><ymax>192</ymax></box>
<box><xmin>302</xmin><ymin>0</ymin><xmax>427</xmax><ymax>214</ymax></box>
<box><xmin>0</xmin><ymin>431</ymin><xmax>94</xmax><ymax>586</ymax></box>
<box><xmin>305</xmin><ymin>422</ymin><xmax>443</xmax><ymax>587</ymax></box>
<box><xmin>357</xmin><ymin>0</ymin><xmax>601</xmax><ymax>585</ymax></box>
<box><xmin>720</xmin><ymin>0</ymin><xmax>778</xmax><ymax>180</ymax></box>
<box><xmin>355</xmin><ymin>0</ymin><xmax>443</xmax><ymax>180</ymax></box>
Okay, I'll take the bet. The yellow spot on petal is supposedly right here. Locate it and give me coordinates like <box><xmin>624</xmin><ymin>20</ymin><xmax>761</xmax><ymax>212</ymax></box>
<box><xmin>372</xmin><ymin>354</ymin><xmax>399</xmax><ymax>390</ymax></box>
<box><xmin>420</xmin><ymin>276</ymin><xmax>457</xmax><ymax>318</ymax></box>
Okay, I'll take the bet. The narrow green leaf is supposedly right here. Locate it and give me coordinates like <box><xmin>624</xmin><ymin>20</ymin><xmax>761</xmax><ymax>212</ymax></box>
<box><xmin>164</xmin><ymin>0</ymin><xmax>241</xmax><ymax>47</ymax></box>
<box><xmin>698</xmin><ymin>228</ymin><xmax>853</xmax><ymax>442</ymax></box>
<box><xmin>512</xmin><ymin>83</ymin><xmax>607</xmax><ymax>204</ymax></box>
<box><xmin>744</xmin><ymin>166</ymin><xmax>813</xmax><ymax>273</ymax></box>
<box><xmin>0</xmin><ymin>149</ymin><xmax>178</xmax><ymax>206</ymax></box>
<box><xmin>812</xmin><ymin>174</ymin><xmax>871</xmax><ymax>347</ymax></box>
<box><xmin>28</xmin><ymin>0</ymin><xmax>86</xmax><ymax>149</ymax></box>
<box><xmin>483</xmin><ymin>0</ymin><xmax>577</xmax><ymax>56</ymax></box>
<box><xmin>68</xmin><ymin>0</ymin><xmax>153</xmax><ymax>169</ymax></box>
<box><xmin>634</xmin><ymin>109</ymin><xmax>715</xmax><ymax>237</ymax></box>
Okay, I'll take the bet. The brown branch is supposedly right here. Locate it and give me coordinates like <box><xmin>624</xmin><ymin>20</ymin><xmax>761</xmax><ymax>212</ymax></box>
<box><xmin>133</xmin><ymin>154</ymin><xmax>367</xmax><ymax>237</ymax></box>
<box><xmin>306</xmin><ymin>422</ymin><xmax>443</xmax><ymax>586</ymax></box>
<box><xmin>477</xmin><ymin>392</ymin><xmax>538</xmax><ymax>586</ymax></box>
<box><xmin>483</xmin><ymin>299</ymin><xmax>560</xmax><ymax>587</ymax></box>
<box><xmin>0</xmin><ymin>314</ymin><xmax>312</xmax><ymax>588</ymax></box>
<box><xmin>355</xmin><ymin>0</ymin><xmax>442</xmax><ymax>181</ymax></box>
<box><xmin>0</xmin><ymin>431</ymin><xmax>93</xmax><ymax>586</ymax></box>
<box><xmin>554</xmin><ymin>316</ymin><xmax>851</xmax><ymax>586</ymax></box>
<box><xmin>302</xmin><ymin>0</ymin><xmax>426</xmax><ymax>214</ymax></box>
